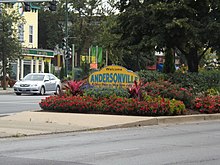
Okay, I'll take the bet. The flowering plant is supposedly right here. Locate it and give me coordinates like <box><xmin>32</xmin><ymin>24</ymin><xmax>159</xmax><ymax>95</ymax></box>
<box><xmin>143</xmin><ymin>81</ymin><xmax>194</xmax><ymax>107</ymax></box>
<box><xmin>39</xmin><ymin>95</ymin><xmax>186</xmax><ymax>116</ymax></box>
<box><xmin>39</xmin><ymin>95</ymin><xmax>97</xmax><ymax>112</ymax></box>
<box><xmin>193</xmin><ymin>96</ymin><xmax>220</xmax><ymax>113</ymax></box>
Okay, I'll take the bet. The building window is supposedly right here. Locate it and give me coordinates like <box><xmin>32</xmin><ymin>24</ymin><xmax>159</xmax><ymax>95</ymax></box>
<box><xmin>18</xmin><ymin>24</ymin><xmax>24</xmax><ymax>42</ymax></box>
<box><xmin>29</xmin><ymin>25</ymin><xmax>33</xmax><ymax>43</ymax></box>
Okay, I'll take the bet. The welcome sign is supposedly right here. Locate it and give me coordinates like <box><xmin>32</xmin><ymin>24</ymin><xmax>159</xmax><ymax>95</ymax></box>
<box><xmin>89</xmin><ymin>65</ymin><xmax>139</xmax><ymax>88</ymax></box>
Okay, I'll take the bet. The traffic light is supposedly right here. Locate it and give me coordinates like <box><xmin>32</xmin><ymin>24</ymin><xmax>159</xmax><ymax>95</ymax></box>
<box><xmin>65</xmin><ymin>47</ymin><xmax>72</xmax><ymax>59</ymax></box>
<box><xmin>62</xmin><ymin>38</ymin><xmax>67</xmax><ymax>50</ymax></box>
<box><xmin>24</xmin><ymin>2</ymin><xmax>31</xmax><ymax>12</ymax></box>
<box><xmin>65</xmin><ymin>51</ymin><xmax>71</xmax><ymax>59</ymax></box>
<box><xmin>49</xmin><ymin>0</ymin><xmax>57</xmax><ymax>11</ymax></box>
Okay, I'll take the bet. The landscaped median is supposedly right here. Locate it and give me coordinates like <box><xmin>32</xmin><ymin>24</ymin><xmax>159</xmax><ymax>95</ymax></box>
<box><xmin>39</xmin><ymin>69</ymin><xmax>220</xmax><ymax>117</ymax></box>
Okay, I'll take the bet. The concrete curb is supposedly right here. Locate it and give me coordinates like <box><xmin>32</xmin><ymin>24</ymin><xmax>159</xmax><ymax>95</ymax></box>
<box><xmin>101</xmin><ymin>114</ymin><xmax>220</xmax><ymax>130</ymax></box>
<box><xmin>1</xmin><ymin>113</ymin><xmax>220</xmax><ymax>139</ymax></box>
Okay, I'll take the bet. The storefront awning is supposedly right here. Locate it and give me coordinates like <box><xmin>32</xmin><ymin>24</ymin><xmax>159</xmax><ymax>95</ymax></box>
<box><xmin>22</xmin><ymin>48</ymin><xmax>54</xmax><ymax>58</ymax></box>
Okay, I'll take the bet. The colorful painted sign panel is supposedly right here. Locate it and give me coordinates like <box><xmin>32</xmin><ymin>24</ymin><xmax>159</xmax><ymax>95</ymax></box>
<box><xmin>89</xmin><ymin>65</ymin><xmax>139</xmax><ymax>88</ymax></box>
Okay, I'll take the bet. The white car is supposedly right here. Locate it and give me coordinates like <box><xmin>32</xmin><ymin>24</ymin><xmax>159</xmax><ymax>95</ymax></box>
<box><xmin>13</xmin><ymin>73</ymin><xmax>61</xmax><ymax>95</ymax></box>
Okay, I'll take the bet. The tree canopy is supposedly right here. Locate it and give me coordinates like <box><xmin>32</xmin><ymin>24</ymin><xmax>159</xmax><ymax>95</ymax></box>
<box><xmin>0</xmin><ymin>4</ymin><xmax>23</xmax><ymax>89</ymax></box>
<box><xmin>116</xmin><ymin>0</ymin><xmax>220</xmax><ymax>72</ymax></box>
<box><xmin>38</xmin><ymin>0</ymin><xmax>106</xmax><ymax>67</ymax></box>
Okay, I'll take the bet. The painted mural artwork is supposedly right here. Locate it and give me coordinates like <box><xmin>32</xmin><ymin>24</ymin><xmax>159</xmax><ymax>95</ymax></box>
<box><xmin>89</xmin><ymin>65</ymin><xmax>139</xmax><ymax>88</ymax></box>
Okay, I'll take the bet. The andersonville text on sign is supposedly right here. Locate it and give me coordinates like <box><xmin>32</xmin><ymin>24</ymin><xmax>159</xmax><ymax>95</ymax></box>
<box><xmin>89</xmin><ymin>65</ymin><xmax>139</xmax><ymax>88</ymax></box>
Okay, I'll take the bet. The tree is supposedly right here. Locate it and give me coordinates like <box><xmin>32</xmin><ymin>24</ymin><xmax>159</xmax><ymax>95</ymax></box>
<box><xmin>38</xmin><ymin>4</ymin><xmax>63</xmax><ymax>50</ymax></box>
<box><xmin>112</xmin><ymin>0</ymin><xmax>156</xmax><ymax>71</ymax></box>
<box><xmin>67</xmin><ymin>0</ymin><xmax>105</xmax><ymax>67</ymax></box>
<box><xmin>59</xmin><ymin>66</ymin><xmax>65</xmax><ymax>80</ymax></box>
<box><xmin>38</xmin><ymin>0</ymin><xmax>106</xmax><ymax>67</ymax></box>
<box><xmin>116</xmin><ymin>0</ymin><xmax>220</xmax><ymax>72</ymax></box>
<box><xmin>44</xmin><ymin>62</ymin><xmax>49</xmax><ymax>73</ymax></box>
<box><xmin>163</xmin><ymin>47</ymin><xmax>176</xmax><ymax>74</ymax></box>
<box><xmin>0</xmin><ymin>5</ymin><xmax>23</xmax><ymax>89</ymax></box>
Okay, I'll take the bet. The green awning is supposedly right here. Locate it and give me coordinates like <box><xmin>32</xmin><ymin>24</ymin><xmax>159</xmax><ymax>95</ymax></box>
<box><xmin>30</xmin><ymin>3</ymin><xmax>41</xmax><ymax>10</ymax></box>
<box><xmin>22</xmin><ymin>48</ymin><xmax>54</xmax><ymax>57</ymax></box>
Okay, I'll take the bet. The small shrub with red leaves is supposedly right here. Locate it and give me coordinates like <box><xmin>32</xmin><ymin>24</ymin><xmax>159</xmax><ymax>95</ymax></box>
<box><xmin>193</xmin><ymin>96</ymin><xmax>220</xmax><ymax>113</ymax></box>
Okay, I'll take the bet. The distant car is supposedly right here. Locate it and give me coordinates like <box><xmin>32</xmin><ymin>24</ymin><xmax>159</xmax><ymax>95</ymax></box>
<box><xmin>13</xmin><ymin>73</ymin><xmax>61</xmax><ymax>95</ymax></box>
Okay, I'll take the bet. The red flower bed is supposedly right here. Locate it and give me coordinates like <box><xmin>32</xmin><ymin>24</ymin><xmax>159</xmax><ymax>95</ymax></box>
<box><xmin>39</xmin><ymin>95</ymin><xmax>97</xmax><ymax>112</ymax></box>
<box><xmin>39</xmin><ymin>95</ymin><xmax>186</xmax><ymax>116</ymax></box>
<box><xmin>143</xmin><ymin>81</ymin><xmax>194</xmax><ymax>107</ymax></box>
<box><xmin>193</xmin><ymin>96</ymin><xmax>220</xmax><ymax>113</ymax></box>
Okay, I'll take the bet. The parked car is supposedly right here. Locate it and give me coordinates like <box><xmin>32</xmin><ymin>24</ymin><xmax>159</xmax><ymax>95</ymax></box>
<box><xmin>13</xmin><ymin>73</ymin><xmax>61</xmax><ymax>95</ymax></box>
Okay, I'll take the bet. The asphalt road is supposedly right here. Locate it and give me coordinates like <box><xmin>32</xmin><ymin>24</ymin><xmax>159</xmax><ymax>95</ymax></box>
<box><xmin>0</xmin><ymin>94</ymin><xmax>47</xmax><ymax>114</ymax></box>
<box><xmin>0</xmin><ymin>121</ymin><xmax>220</xmax><ymax>165</ymax></box>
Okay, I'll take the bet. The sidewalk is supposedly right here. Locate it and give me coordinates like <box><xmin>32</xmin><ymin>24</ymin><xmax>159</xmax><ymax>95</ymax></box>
<box><xmin>1</xmin><ymin>111</ymin><xmax>220</xmax><ymax>138</ymax></box>
<box><xmin>0</xmin><ymin>87</ymin><xmax>14</xmax><ymax>94</ymax></box>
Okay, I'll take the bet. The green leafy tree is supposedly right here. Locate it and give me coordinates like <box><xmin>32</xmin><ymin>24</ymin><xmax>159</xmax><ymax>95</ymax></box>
<box><xmin>0</xmin><ymin>5</ymin><xmax>23</xmax><ymax>89</ymax></box>
<box><xmin>38</xmin><ymin>4</ymin><xmax>64</xmax><ymax>49</ymax></box>
<box><xmin>44</xmin><ymin>62</ymin><xmax>49</xmax><ymax>73</ymax></box>
<box><xmin>59</xmin><ymin>66</ymin><xmax>65</xmax><ymax>80</ymax></box>
<box><xmin>163</xmin><ymin>47</ymin><xmax>175</xmax><ymax>73</ymax></box>
<box><xmin>116</xmin><ymin>0</ymin><xmax>220</xmax><ymax>72</ymax></box>
<box><xmin>67</xmin><ymin>0</ymin><xmax>104</xmax><ymax>67</ymax></box>
<box><xmin>112</xmin><ymin>0</ymin><xmax>156</xmax><ymax>71</ymax></box>
<box><xmin>38</xmin><ymin>0</ymin><xmax>106</xmax><ymax>67</ymax></box>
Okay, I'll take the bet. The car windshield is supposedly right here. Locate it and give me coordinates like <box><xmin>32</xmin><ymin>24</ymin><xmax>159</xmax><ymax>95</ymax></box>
<box><xmin>24</xmin><ymin>74</ymin><xmax>45</xmax><ymax>81</ymax></box>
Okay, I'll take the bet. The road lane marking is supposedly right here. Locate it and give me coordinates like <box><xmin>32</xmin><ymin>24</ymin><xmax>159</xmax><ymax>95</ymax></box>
<box><xmin>96</xmin><ymin>151</ymin><xmax>118</xmax><ymax>155</ymax></box>
<box><xmin>122</xmin><ymin>147</ymin><xmax>139</xmax><ymax>151</ymax></box>
<box><xmin>96</xmin><ymin>148</ymin><xmax>140</xmax><ymax>155</ymax></box>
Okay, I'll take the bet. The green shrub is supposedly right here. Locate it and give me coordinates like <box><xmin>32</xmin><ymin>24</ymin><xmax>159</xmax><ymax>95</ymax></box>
<box><xmin>166</xmin><ymin>71</ymin><xmax>220</xmax><ymax>95</ymax></box>
<box><xmin>71</xmin><ymin>68</ymin><xmax>83</xmax><ymax>80</ymax></box>
<box><xmin>206</xmin><ymin>88</ymin><xmax>219</xmax><ymax>96</ymax></box>
<box><xmin>84</xmin><ymin>87</ymin><xmax>130</xmax><ymax>98</ymax></box>
<box><xmin>44</xmin><ymin>62</ymin><xmax>49</xmax><ymax>73</ymax></box>
<box><xmin>163</xmin><ymin>48</ymin><xmax>176</xmax><ymax>74</ymax></box>
<box><xmin>200</xmin><ymin>70</ymin><xmax>220</xmax><ymax>92</ymax></box>
<box><xmin>59</xmin><ymin>66</ymin><xmax>65</xmax><ymax>80</ymax></box>
<box><xmin>138</xmin><ymin>70</ymin><xmax>167</xmax><ymax>83</ymax></box>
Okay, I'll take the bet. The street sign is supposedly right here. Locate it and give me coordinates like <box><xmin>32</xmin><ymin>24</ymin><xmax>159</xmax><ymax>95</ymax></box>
<box><xmin>0</xmin><ymin>0</ymin><xmax>53</xmax><ymax>2</ymax></box>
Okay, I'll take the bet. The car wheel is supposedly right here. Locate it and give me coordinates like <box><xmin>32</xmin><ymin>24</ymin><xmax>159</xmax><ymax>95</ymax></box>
<box><xmin>55</xmin><ymin>86</ymin><xmax>60</xmax><ymax>95</ymax></box>
<box><xmin>40</xmin><ymin>86</ymin><xmax>45</xmax><ymax>95</ymax></box>
<box><xmin>15</xmin><ymin>93</ymin><xmax>21</xmax><ymax>95</ymax></box>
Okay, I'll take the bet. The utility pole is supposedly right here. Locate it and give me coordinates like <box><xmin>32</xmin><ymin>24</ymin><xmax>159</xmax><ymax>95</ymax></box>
<box><xmin>65</xmin><ymin>0</ymin><xmax>68</xmax><ymax>77</ymax></box>
<box><xmin>72</xmin><ymin>44</ymin><xmax>74</xmax><ymax>72</ymax></box>
<box><xmin>0</xmin><ymin>4</ymin><xmax>6</xmax><ymax>90</ymax></box>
